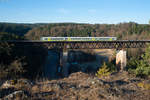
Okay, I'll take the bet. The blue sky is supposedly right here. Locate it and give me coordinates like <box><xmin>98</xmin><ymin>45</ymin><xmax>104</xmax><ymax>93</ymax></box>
<box><xmin>0</xmin><ymin>0</ymin><xmax>150</xmax><ymax>24</ymax></box>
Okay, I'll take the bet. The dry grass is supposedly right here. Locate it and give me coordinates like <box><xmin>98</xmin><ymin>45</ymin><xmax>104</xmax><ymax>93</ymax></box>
<box><xmin>137</xmin><ymin>82</ymin><xmax>150</xmax><ymax>90</ymax></box>
<box><xmin>1</xmin><ymin>72</ymin><xmax>150</xmax><ymax>100</ymax></box>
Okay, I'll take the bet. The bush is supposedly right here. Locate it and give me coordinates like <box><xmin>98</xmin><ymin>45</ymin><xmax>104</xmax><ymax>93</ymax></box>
<box><xmin>135</xmin><ymin>61</ymin><xmax>150</xmax><ymax>77</ymax></box>
<box><xmin>106</xmin><ymin>62</ymin><xmax>117</xmax><ymax>73</ymax></box>
<box><xmin>126</xmin><ymin>57</ymin><xmax>140</xmax><ymax>73</ymax></box>
<box><xmin>127</xmin><ymin>45</ymin><xmax>150</xmax><ymax>77</ymax></box>
<box><xmin>135</xmin><ymin>45</ymin><xmax>150</xmax><ymax>77</ymax></box>
<box><xmin>0</xmin><ymin>58</ymin><xmax>26</xmax><ymax>79</ymax></box>
<box><xmin>96</xmin><ymin>62</ymin><xmax>110</xmax><ymax>78</ymax></box>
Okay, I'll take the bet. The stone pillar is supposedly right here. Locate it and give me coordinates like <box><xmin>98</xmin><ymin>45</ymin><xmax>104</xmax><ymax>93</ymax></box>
<box><xmin>60</xmin><ymin>50</ymin><xmax>69</xmax><ymax>77</ymax></box>
<box><xmin>116</xmin><ymin>50</ymin><xmax>127</xmax><ymax>71</ymax></box>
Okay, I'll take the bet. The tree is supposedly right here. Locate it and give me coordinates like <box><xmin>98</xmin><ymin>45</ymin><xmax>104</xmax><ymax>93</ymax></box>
<box><xmin>135</xmin><ymin>45</ymin><xmax>150</xmax><ymax>77</ymax></box>
<box><xmin>96</xmin><ymin>62</ymin><xmax>110</xmax><ymax>78</ymax></box>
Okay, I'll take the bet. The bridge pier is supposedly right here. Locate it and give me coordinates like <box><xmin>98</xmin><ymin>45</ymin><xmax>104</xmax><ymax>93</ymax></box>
<box><xmin>60</xmin><ymin>49</ymin><xmax>69</xmax><ymax>77</ymax></box>
<box><xmin>116</xmin><ymin>49</ymin><xmax>127</xmax><ymax>71</ymax></box>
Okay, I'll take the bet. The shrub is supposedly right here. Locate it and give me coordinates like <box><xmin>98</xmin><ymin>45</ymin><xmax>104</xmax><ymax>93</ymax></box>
<box><xmin>96</xmin><ymin>62</ymin><xmax>110</xmax><ymax>78</ymax></box>
<box><xmin>135</xmin><ymin>45</ymin><xmax>150</xmax><ymax>77</ymax></box>
<box><xmin>106</xmin><ymin>62</ymin><xmax>117</xmax><ymax>73</ymax></box>
<box><xmin>0</xmin><ymin>58</ymin><xmax>27</xmax><ymax>79</ymax></box>
<box><xmin>127</xmin><ymin>45</ymin><xmax>150</xmax><ymax>77</ymax></box>
<box><xmin>126</xmin><ymin>57</ymin><xmax>140</xmax><ymax>73</ymax></box>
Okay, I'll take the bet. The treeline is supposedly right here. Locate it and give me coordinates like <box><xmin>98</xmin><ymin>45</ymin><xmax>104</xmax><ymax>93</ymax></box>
<box><xmin>0</xmin><ymin>22</ymin><xmax>150</xmax><ymax>40</ymax></box>
<box><xmin>0</xmin><ymin>23</ymin><xmax>34</xmax><ymax>37</ymax></box>
<box><xmin>25</xmin><ymin>22</ymin><xmax>150</xmax><ymax>40</ymax></box>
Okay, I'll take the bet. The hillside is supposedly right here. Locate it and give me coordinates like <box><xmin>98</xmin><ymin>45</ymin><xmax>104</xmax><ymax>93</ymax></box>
<box><xmin>0</xmin><ymin>22</ymin><xmax>150</xmax><ymax>40</ymax></box>
<box><xmin>1</xmin><ymin>72</ymin><xmax>150</xmax><ymax>100</ymax></box>
<box><xmin>25</xmin><ymin>22</ymin><xmax>150</xmax><ymax>40</ymax></box>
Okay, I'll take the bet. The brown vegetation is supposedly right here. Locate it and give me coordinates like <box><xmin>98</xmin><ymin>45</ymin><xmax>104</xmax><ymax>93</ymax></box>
<box><xmin>1</xmin><ymin>72</ymin><xmax>150</xmax><ymax>100</ymax></box>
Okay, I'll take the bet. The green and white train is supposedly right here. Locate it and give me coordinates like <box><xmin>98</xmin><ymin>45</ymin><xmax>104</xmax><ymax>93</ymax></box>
<box><xmin>40</xmin><ymin>37</ymin><xmax>117</xmax><ymax>41</ymax></box>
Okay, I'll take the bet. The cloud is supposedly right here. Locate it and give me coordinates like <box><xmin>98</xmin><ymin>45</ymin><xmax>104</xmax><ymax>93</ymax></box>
<box><xmin>58</xmin><ymin>8</ymin><xmax>70</xmax><ymax>14</ymax></box>
<box><xmin>88</xmin><ymin>9</ymin><xmax>97</xmax><ymax>13</ymax></box>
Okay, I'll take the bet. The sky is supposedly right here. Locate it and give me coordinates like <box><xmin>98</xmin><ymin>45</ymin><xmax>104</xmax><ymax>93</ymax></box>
<box><xmin>0</xmin><ymin>0</ymin><xmax>150</xmax><ymax>24</ymax></box>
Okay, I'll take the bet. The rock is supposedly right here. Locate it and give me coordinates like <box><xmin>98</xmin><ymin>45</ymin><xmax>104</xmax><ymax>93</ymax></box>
<box><xmin>3</xmin><ymin>90</ymin><xmax>28</xmax><ymax>100</ymax></box>
<box><xmin>91</xmin><ymin>81</ymin><xmax>95</xmax><ymax>84</ymax></box>
<box><xmin>1</xmin><ymin>80</ymin><xmax>16</xmax><ymax>89</ymax></box>
<box><xmin>53</xmin><ymin>84</ymin><xmax>61</xmax><ymax>90</ymax></box>
<box><xmin>17</xmin><ymin>79</ymin><xmax>34</xmax><ymax>87</ymax></box>
<box><xmin>89</xmin><ymin>77</ymin><xmax>105</xmax><ymax>86</ymax></box>
<box><xmin>1</xmin><ymin>79</ymin><xmax>34</xmax><ymax>89</ymax></box>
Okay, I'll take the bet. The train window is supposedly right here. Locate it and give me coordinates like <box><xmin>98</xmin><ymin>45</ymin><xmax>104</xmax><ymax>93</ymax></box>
<box><xmin>44</xmin><ymin>38</ymin><xmax>48</xmax><ymax>40</ymax></box>
<box><xmin>51</xmin><ymin>38</ymin><xmax>64</xmax><ymax>40</ymax></box>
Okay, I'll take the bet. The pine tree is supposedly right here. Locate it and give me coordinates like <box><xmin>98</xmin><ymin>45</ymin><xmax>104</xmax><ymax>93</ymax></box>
<box><xmin>96</xmin><ymin>62</ymin><xmax>110</xmax><ymax>78</ymax></box>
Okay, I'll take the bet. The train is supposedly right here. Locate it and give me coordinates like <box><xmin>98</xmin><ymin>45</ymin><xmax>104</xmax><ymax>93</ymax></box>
<box><xmin>40</xmin><ymin>37</ymin><xmax>117</xmax><ymax>41</ymax></box>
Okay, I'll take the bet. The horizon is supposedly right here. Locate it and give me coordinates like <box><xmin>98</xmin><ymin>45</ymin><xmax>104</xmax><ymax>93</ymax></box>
<box><xmin>0</xmin><ymin>21</ymin><xmax>149</xmax><ymax>25</ymax></box>
<box><xmin>0</xmin><ymin>0</ymin><xmax>150</xmax><ymax>24</ymax></box>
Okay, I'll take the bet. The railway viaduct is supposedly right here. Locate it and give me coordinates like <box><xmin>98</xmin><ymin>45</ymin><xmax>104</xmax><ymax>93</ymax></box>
<box><xmin>2</xmin><ymin>40</ymin><xmax>150</xmax><ymax>77</ymax></box>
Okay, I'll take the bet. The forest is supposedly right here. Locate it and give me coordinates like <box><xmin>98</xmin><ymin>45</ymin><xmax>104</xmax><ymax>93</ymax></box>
<box><xmin>0</xmin><ymin>22</ymin><xmax>150</xmax><ymax>79</ymax></box>
<box><xmin>1</xmin><ymin>22</ymin><xmax>150</xmax><ymax>40</ymax></box>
